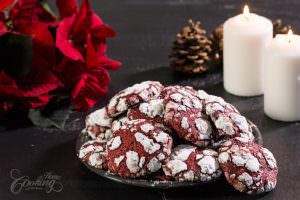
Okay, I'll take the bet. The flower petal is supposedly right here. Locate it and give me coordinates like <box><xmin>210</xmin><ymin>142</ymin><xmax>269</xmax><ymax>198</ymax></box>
<box><xmin>10</xmin><ymin>0</ymin><xmax>57</xmax><ymax>28</ymax></box>
<box><xmin>56</xmin><ymin>0</ymin><xmax>78</xmax><ymax>19</ymax></box>
<box><xmin>54</xmin><ymin>57</ymin><xmax>84</xmax><ymax>88</ymax></box>
<box><xmin>25</xmin><ymin>93</ymin><xmax>50</xmax><ymax>108</ymax></box>
<box><xmin>0</xmin><ymin>21</ymin><xmax>7</xmax><ymax>36</ymax></box>
<box><xmin>0</xmin><ymin>71</ymin><xmax>20</xmax><ymax>96</ymax></box>
<box><xmin>0</xmin><ymin>69</ymin><xmax>59</xmax><ymax>110</ymax></box>
<box><xmin>19</xmin><ymin>70</ymin><xmax>61</xmax><ymax>97</ymax></box>
<box><xmin>86</xmin><ymin>34</ymin><xmax>121</xmax><ymax>70</ymax></box>
<box><xmin>0</xmin><ymin>0</ymin><xmax>14</xmax><ymax>11</ymax></box>
<box><xmin>92</xmin><ymin>24</ymin><xmax>116</xmax><ymax>39</ymax></box>
<box><xmin>56</xmin><ymin>15</ymin><xmax>84</xmax><ymax>61</ymax></box>
<box><xmin>69</xmin><ymin>0</ymin><xmax>94</xmax><ymax>39</ymax></box>
<box><xmin>97</xmin><ymin>56</ymin><xmax>122</xmax><ymax>71</ymax></box>
<box><xmin>71</xmin><ymin>67</ymin><xmax>110</xmax><ymax>110</ymax></box>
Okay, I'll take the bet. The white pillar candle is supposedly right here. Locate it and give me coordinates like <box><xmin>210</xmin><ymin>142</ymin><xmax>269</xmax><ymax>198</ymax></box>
<box><xmin>223</xmin><ymin>5</ymin><xmax>273</xmax><ymax>96</ymax></box>
<box><xmin>264</xmin><ymin>30</ymin><xmax>300</xmax><ymax>121</ymax></box>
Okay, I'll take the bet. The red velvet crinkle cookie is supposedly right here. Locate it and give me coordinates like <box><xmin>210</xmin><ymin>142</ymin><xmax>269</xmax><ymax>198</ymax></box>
<box><xmin>203</xmin><ymin>94</ymin><xmax>239</xmax><ymax>116</ymax></box>
<box><xmin>199</xmin><ymin>91</ymin><xmax>254</xmax><ymax>142</ymax></box>
<box><xmin>163</xmin><ymin>145</ymin><xmax>222</xmax><ymax>182</ymax></box>
<box><xmin>218</xmin><ymin>138</ymin><xmax>278</xmax><ymax>194</ymax></box>
<box><xmin>164</xmin><ymin>103</ymin><xmax>213</xmax><ymax>148</ymax></box>
<box><xmin>106</xmin><ymin>119</ymin><xmax>173</xmax><ymax>178</ymax></box>
<box><xmin>163</xmin><ymin>87</ymin><xmax>213</xmax><ymax>148</ymax></box>
<box><xmin>78</xmin><ymin>139</ymin><xmax>107</xmax><ymax>169</ymax></box>
<box><xmin>84</xmin><ymin>107</ymin><xmax>112</xmax><ymax>140</ymax></box>
<box><xmin>212</xmin><ymin>112</ymin><xmax>254</xmax><ymax>142</ymax></box>
<box><xmin>106</xmin><ymin>81</ymin><xmax>164</xmax><ymax>117</ymax></box>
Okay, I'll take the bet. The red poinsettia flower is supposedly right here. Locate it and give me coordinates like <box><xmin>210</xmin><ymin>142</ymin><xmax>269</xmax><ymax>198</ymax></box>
<box><xmin>55</xmin><ymin>31</ymin><xmax>121</xmax><ymax>110</ymax></box>
<box><xmin>55</xmin><ymin>52</ymin><xmax>115</xmax><ymax>111</ymax></box>
<box><xmin>0</xmin><ymin>0</ymin><xmax>121</xmax><ymax>116</ymax></box>
<box><xmin>56</xmin><ymin>0</ymin><xmax>118</xmax><ymax>65</ymax></box>
<box><xmin>10</xmin><ymin>0</ymin><xmax>58</xmax><ymax>28</ymax></box>
<box><xmin>0</xmin><ymin>0</ymin><xmax>14</xmax><ymax>11</ymax></box>
<box><xmin>71</xmin><ymin>66</ymin><xmax>110</xmax><ymax>110</ymax></box>
<box><xmin>0</xmin><ymin>0</ymin><xmax>60</xmax><ymax>115</ymax></box>
<box><xmin>0</xmin><ymin>69</ymin><xmax>61</xmax><ymax>113</ymax></box>
<box><xmin>54</xmin><ymin>0</ymin><xmax>121</xmax><ymax>110</ymax></box>
<box><xmin>56</xmin><ymin>0</ymin><xmax>78</xmax><ymax>19</ymax></box>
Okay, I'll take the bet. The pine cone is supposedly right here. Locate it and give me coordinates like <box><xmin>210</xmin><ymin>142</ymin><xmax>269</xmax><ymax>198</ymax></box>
<box><xmin>170</xmin><ymin>19</ymin><xmax>212</xmax><ymax>74</ymax></box>
<box><xmin>273</xmin><ymin>19</ymin><xmax>291</xmax><ymax>37</ymax></box>
<box><xmin>209</xmin><ymin>24</ymin><xmax>223</xmax><ymax>64</ymax></box>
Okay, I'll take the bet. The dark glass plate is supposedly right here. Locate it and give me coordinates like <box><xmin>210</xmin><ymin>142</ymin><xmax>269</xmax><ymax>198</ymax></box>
<box><xmin>76</xmin><ymin>121</ymin><xmax>263</xmax><ymax>189</ymax></box>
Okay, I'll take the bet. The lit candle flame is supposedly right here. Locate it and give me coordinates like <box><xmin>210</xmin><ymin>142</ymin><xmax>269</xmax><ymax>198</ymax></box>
<box><xmin>243</xmin><ymin>5</ymin><xmax>250</xmax><ymax>17</ymax></box>
<box><xmin>288</xmin><ymin>29</ymin><xmax>293</xmax><ymax>43</ymax></box>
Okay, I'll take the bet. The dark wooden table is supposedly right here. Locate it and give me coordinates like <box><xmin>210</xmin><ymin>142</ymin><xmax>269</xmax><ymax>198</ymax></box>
<box><xmin>1</xmin><ymin>0</ymin><xmax>300</xmax><ymax>199</ymax></box>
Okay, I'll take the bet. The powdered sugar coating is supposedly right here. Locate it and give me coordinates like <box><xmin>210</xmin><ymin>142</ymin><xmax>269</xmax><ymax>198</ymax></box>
<box><xmin>78</xmin><ymin>139</ymin><xmax>107</xmax><ymax>169</ymax></box>
<box><xmin>218</xmin><ymin>139</ymin><xmax>278</xmax><ymax>194</ymax></box>
<box><xmin>134</xmin><ymin>132</ymin><xmax>161</xmax><ymax>154</ymax></box>
<box><xmin>154</xmin><ymin>131</ymin><xmax>170</xmax><ymax>144</ymax></box>
<box><xmin>84</xmin><ymin>108</ymin><xmax>113</xmax><ymax>140</ymax></box>
<box><xmin>140</xmin><ymin>123</ymin><xmax>155</xmax><ymax>133</ymax></box>
<box><xmin>163</xmin><ymin>145</ymin><xmax>222</xmax><ymax>182</ymax></box>
<box><xmin>114</xmin><ymin>155</ymin><xmax>125</xmax><ymax>167</ymax></box>
<box><xmin>108</xmin><ymin>136</ymin><xmax>122</xmax><ymax>150</ymax></box>
<box><xmin>164</xmin><ymin>160</ymin><xmax>187</xmax><ymax>177</ymax></box>
<box><xmin>125</xmin><ymin>151</ymin><xmax>140</xmax><ymax>173</ymax></box>
<box><xmin>171</xmin><ymin>145</ymin><xmax>196</xmax><ymax>161</ymax></box>
<box><xmin>138</xmin><ymin>99</ymin><xmax>164</xmax><ymax>118</ymax></box>
<box><xmin>107</xmin><ymin>81</ymin><xmax>164</xmax><ymax>117</ymax></box>
<box><xmin>196</xmin><ymin>90</ymin><xmax>211</xmax><ymax>102</ymax></box>
<box><xmin>111</xmin><ymin>117</ymin><xmax>130</xmax><ymax>133</ymax></box>
<box><xmin>262</xmin><ymin>148</ymin><xmax>277</xmax><ymax>169</ymax></box>
<box><xmin>147</xmin><ymin>157</ymin><xmax>162</xmax><ymax>172</ymax></box>
<box><xmin>181</xmin><ymin>117</ymin><xmax>189</xmax><ymax>129</ymax></box>
<box><xmin>86</xmin><ymin>108</ymin><xmax>112</xmax><ymax>127</ymax></box>
<box><xmin>197</xmin><ymin>155</ymin><xmax>219</xmax><ymax>181</ymax></box>
<box><xmin>107</xmin><ymin>119</ymin><xmax>173</xmax><ymax>178</ymax></box>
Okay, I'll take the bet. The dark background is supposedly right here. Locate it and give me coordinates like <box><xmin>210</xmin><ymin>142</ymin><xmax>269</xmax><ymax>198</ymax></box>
<box><xmin>1</xmin><ymin>0</ymin><xmax>300</xmax><ymax>199</ymax></box>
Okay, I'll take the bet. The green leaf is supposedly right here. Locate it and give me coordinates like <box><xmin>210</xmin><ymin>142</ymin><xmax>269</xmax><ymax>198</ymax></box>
<box><xmin>0</xmin><ymin>33</ymin><xmax>33</xmax><ymax>78</ymax></box>
<box><xmin>41</xmin><ymin>2</ymin><xmax>57</xmax><ymax>19</ymax></box>
<box><xmin>28</xmin><ymin>108</ymin><xmax>72</xmax><ymax>130</ymax></box>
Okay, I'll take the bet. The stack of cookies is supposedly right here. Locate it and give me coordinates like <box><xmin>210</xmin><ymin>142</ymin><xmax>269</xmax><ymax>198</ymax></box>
<box><xmin>78</xmin><ymin>81</ymin><xmax>278</xmax><ymax>195</ymax></box>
